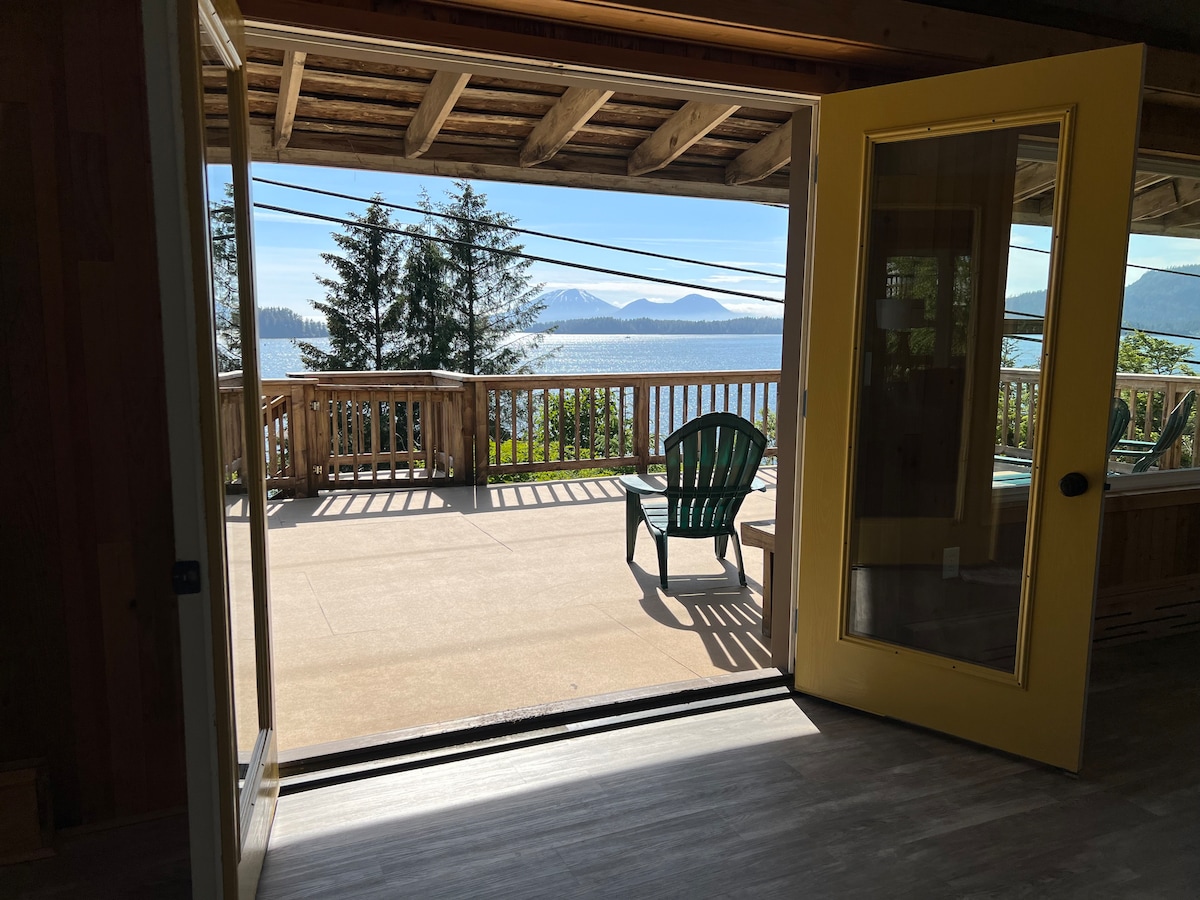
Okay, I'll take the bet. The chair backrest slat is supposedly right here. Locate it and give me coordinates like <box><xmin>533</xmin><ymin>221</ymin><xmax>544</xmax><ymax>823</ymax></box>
<box><xmin>1132</xmin><ymin>390</ymin><xmax>1196</xmax><ymax>473</ymax></box>
<box><xmin>662</xmin><ymin>412</ymin><xmax>768</xmax><ymax>534</ymax></box>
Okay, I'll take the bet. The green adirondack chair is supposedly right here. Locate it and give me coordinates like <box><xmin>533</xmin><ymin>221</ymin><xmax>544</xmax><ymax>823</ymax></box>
<box><xmin>1107</xmin><ymin>396</ymin><xmax>1132</xmax><ymax>456</ymax></box>
<box><xmin>1130</xmin><ymin>389</ymin><xmax>1196</xmax><ymax>473</ymax></box>
<box><xmin>621</xmin><ymin>412</ymin><xmax>768</xmax><ymax>590</ymax></box>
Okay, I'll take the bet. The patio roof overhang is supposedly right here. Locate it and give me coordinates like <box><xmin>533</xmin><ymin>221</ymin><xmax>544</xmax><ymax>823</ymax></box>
<box><xmin>213</xmin><ymin>0</ymin><xmax>1200</xmax><ymax>235</ymax></box>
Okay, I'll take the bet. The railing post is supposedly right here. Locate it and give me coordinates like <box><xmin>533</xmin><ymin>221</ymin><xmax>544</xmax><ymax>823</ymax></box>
<box><xmin>472</xmin><ymin>379</ymin><xmax>489</xmax><ymax>486</ymax></box>
<box><xmin>456</xmin><ymin>380</ymin><xmax>474</xmax><ymax>486</ymax></box>
<box><xmin>307</xmin><ymin>381</ymin><xmax>326</xmax><ymax>495</ymax></box>
<box><xmin>288</xmin><ymin>382</ymin><xmax>309</xmax><ymax>496</ymax></box>
<box><xmin>634</xmin><ymin>378</ymin><xmax>650</xmax><ymax>473</ymax></box>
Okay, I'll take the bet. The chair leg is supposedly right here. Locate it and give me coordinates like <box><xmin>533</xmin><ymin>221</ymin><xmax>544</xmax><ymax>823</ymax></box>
<box><xmin>655</xmin><ymin>534</ymin><xmax>669</xmax><ymax>590</ymax></box>
<box><xmin>625</xmin><ymin>492</ymin><xmax>641</xmax><ymax>561</ymax></box>
<box><xmin>714</xmin><ymin>534</ymin><xmax>729</xmax><ymax>558</ymax></box>
<box><xmin>729</xmin><ymin>531</ymin><xmax>747</xmax><ymax>586</ymax></box>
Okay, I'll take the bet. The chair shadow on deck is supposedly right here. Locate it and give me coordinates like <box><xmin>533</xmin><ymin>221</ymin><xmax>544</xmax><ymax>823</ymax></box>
<box><xmin>628</xmin><ymin>561</ymin><xmax>770</xmax><ymax>672</ymax></box>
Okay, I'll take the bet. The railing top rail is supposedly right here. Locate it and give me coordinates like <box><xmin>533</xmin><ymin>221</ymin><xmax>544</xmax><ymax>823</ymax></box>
<box><xmin>474</xmin><ymin>369</ymin><xmax>783</xmax><ymax>388</ymax></box>
<box><xmin>1000</xmin><ymin>367</ymin><xmax>1200</xmax><ymax>388</ymax></box>
<box><xmin>314</xmin><ymin>383</ymin><xmax>465</xmax><ymax>393</ymax></box>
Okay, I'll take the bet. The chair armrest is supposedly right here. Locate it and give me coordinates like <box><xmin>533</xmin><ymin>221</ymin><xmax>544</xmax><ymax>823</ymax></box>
<box><xmin>619</xmin><ymin>474</ymin><xmax>664</xmax><ymax>496</ymax></box>
<box><xmin>751</xmin><ymin>477</ymin><xmax>768</xmax><ymax>492</ymax></box>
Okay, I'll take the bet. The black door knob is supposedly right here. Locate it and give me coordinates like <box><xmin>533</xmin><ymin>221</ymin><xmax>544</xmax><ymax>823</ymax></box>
<box><xmin>1059</xmin><ymin>472</ymin><xmax>1089</xmax><ymax>497</ymax></box>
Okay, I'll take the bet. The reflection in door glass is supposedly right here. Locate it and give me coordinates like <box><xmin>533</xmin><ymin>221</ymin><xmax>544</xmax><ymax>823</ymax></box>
<box><xmin>846</xmin><ymin>123</ymin><xmax>1061</xmax><ymax>673</ymax></box>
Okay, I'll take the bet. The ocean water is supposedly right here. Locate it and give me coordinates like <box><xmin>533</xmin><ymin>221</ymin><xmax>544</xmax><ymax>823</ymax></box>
<box><xmin>258</xmin><ymin>333</ymin><xmax>784</xmax><ymax>379</ymax></box>
<box><xmin>259</xmin><ymin>330</ymin><xmax>1199</xmax><ymax>380</ymax></box>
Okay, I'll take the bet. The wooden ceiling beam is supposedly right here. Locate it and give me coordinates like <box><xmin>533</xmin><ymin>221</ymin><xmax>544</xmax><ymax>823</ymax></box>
<box><xmin>1131</xmin><ymin>181</ymin><xmax>1182</xmax><ymax>220</ymax></box>
<box><xmin>272</xmin><ymin>49</ymin><xmax>306</xmax><ymax>149</ymax></box>
<box><xmin>1133</xmin><ymin>173</ymin><xmax>1173</xmax><ymax>192</ymax></box>
<box><xmin>1012</xmin><ymin>161</ymin><xmax>1056</xmax><ymax>204</ymax></box>
<box><xmin>404</xmin><ymin>70</ymin><xmax>471</xmax><ymax>159</ymax></box>
<box><xmin>1139</xmin><ymin>178</ymin><xmax>1200</xmax><ymax>220</ymax></box>
<box><xmin>519</xmin><ymin>86</ymin><xmax>613</xmax><ymax>167</ymax></box>
<box><xmin>628</xmin><ymin>101</ymin><xmax>739</xmax><ymax>177</ymax></box>
<box><xmin>236</xmin><ymin>121</ymin><xmax>790</xmax><ymax>201</ymax></box>
<box><xmin>724</xmin><ymin>117</ymin><xmax>792</xmax><ymax>185</ymax></box>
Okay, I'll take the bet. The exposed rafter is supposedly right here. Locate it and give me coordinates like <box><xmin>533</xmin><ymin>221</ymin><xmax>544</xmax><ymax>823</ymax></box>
<box><xmin>1133</xmin><ymin>178</ymin><xmax>1200</xmax><ymax>220</ymax></box>
<box><xmin>627</xmin><ymin>101</ymin><xmax>739</xmax><ymax>177</ymax></box>
<box><xmin>1012</xmin><ymin>162</ymin><xmax>1056</xmax><ymax>204</ymax></box>
<box><xmin>519</xmin><ymin>86</ymin><xmax>613</xmax><ymax>167</ymax></box>
<box><xmin>725</xmin><ymin>117</ymin><xmax>792</xmax><ymax>185</ymax></box>
<box><xmin>404</xmin><ymin>70</ymin><xmax>471</xmax><ymax>159</ymax></box>
<box><xmin>272</xmin><ymin>49</ymin><xmax>306</xmax><ymax>150</ymax></box>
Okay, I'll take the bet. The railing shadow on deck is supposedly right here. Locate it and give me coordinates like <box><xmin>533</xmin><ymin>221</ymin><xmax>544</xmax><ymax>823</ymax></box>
<box><xmin>230</xmin><ymin>470</ymin><xmax>779</xmax><ymax>525</ymax></box>
<box><xmin>628</xmin><ymin>561</ymin><xmax>770</xmax><ymax>672</ymax></box>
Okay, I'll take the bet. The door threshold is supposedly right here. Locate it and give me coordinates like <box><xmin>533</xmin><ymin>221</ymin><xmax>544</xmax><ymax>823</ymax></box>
<box><xmin>279</xmin><ymin>669</ymin><xmax>791</xmax><ymax>794</ymax></box>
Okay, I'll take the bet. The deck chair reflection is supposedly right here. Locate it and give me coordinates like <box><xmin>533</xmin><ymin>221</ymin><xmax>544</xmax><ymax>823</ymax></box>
<box><xmin>621</xmin><ymin>412</ymin><xmax>767</xmax><ymax>590</ymax></box>
<box><xmin>1112</xmin><ymin>389</ymin><xmax>1196</xmax><ymax>473</ymax></box>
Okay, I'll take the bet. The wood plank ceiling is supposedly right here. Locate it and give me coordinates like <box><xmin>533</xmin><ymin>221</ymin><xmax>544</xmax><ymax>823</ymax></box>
<box><xmin>204</xmin><ymin>46</ymin><xmax>797</xmax><ymax>202</ymax></box>
<box><xmin>202</xmin><ymin>44</ymin><xmax>1200</xmax><ymax>236</ymax></box>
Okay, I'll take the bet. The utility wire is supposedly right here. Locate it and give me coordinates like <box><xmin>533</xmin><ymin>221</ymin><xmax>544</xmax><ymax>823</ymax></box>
<box><xmin>1005</xmin><ymin>308</ymin><xmax>1200</xmax><ymax>347</ymax></box>
<box><xmin>254</xmin><ymin>201</ymin><xmax>784</xmax><ymax>305</ymax></box>
<box><xmin>253</xmin><ymin>176</ymin><xmax>786</xmax><ymax>280</ymax></box>
<box><xmin>1010</xmin><ymin>243</ymin><xmax>1200</xmax><ymax>280</ymax></box>
<box><xmin>253</xmin><ymin>177</ymin><xmax>1197</xmax><ymax>284</ymax></box>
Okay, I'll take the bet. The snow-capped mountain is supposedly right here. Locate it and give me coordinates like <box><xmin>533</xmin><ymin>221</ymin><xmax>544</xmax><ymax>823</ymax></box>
<box><xmin>534</xmin><ymin>288</ymin><xmax>620</xmax><ymax>321</ymax></box>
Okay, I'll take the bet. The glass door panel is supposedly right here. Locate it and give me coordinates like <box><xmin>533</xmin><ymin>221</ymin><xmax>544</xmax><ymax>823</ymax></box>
<box><xmin>194</xmin><ymin>0</ymin><xmax>278</xmax><ymax>892</ymax></box>
<box><xmin>848</xmin><ymin>124</ymin><xmax>1060</xmax><ymax>675</ymax></box>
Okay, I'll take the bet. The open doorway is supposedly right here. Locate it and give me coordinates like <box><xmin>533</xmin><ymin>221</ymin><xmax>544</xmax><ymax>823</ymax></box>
<box><xmin>201</xmin><ymin>26</ymin><xmax>815</xmax><ymax>759</ymax></box>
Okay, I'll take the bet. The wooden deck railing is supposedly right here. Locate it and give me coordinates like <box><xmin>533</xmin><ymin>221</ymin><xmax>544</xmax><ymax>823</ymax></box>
<box><xmin>997</xmin><ymin>368</ymin><xmax>1199</xmax><ymax>470</ymax></box>
<box><xmin>467</xmin><ymin>370</ymin><xmax>779</xmax><ymax>481</ymax></box>
<box><xmin>217</xmin><ymin>366</ymin><xmax>1195</xmax><ymax>496</ymax></box>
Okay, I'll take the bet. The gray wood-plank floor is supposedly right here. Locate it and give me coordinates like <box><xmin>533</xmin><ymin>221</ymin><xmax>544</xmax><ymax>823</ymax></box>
<box><xmin>257</xmin><ymin>633</ymin><xmax>1200</xmax><ymax>899</ymax></box>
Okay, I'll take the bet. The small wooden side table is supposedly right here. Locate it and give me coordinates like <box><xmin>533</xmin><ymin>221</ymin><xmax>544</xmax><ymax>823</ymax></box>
<box><xmin>740</xmin><ymin>519</ymin><xmax>776</xmax><ymax>638</ymax></box>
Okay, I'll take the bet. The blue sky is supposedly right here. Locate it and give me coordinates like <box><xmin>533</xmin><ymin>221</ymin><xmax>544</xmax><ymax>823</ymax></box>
<box><xmin>235</xmin><ymin>163</ymin><xmax>1199</xmax><ymax>320</ymax></box>
<box><xmin>246</xmin><ymin>163</ymin><xmax>790</xmax><ymax>318</ymax></box>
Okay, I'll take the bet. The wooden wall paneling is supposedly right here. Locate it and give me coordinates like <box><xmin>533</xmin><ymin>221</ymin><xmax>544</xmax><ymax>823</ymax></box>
<box><xmin>0</xmin><ymin>95</ymin><xmax>79</xmax><ymax>831</ymax></box>
<box><xmin>1095</xmin><ymin>493</ymin><xmax>1200</xmax><ymax>645</ymax></box>
<box><xmin>1</xmin><ymin>0</ymin><xmax>187</xmax><ymax>832</ymax></box>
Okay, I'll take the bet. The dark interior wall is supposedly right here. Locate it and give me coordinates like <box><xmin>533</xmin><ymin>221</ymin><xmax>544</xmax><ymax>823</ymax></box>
<box><xmin>0</xmin><ymin>0</ymin><xmax>188</xmax><ymax>831</ymax></box>
<box><xmin>914</xmin><ymin>1</ymin><xmax>1200</xmax><ymax>54</ymax></box>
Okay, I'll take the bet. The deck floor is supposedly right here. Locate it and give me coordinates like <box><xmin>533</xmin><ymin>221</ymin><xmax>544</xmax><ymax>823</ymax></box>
<box><xmin>228</xmin><ymin>472</ymin><xmax>778</xmax><ymax>754</ymax></box>
<box><xmin>257</xmin><ymin>633</ymin><xmax>1200</xmax><ymax>899</ymax></box>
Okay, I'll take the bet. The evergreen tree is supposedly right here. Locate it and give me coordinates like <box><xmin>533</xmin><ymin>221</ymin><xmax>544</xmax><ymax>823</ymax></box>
<box><xmin>430</xmin><ymin>181</ymin><xmax>550</xmax><ymax>375</ymax></box>
<box><xmin>399</xmin><ymin>213</ymin><xmax>457</xmax><ymax>370</ymax></box>
<box><xmin>298</xmin><ymin>198</ymin><xmax>407</xmax><ymax>371</ymax></box>
<box><xmin>210</xmin><ymin>184</ymin><xmax>240</xmax><ymax>372</ymax></box>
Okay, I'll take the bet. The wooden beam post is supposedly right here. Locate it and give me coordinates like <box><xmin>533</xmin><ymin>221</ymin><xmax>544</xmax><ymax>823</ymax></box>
<box><xmin>405</xmin><ymin>70</ymin><xmax>470</xmax><ymax>159</ymax></box>
<box><xmin>627</xmin><ymin>101</ymin><xmax>739</xmax><ymax>177</ymax></box>
<box><xmin>725</xmin><ymin>116</ymin><xmax>793</xmax><ymax>185</ymax></box>
<box><xmin>272</xmin><ymin>49</ymin><xmax>306</xmax><ymax>150</ymax></box>
<box><xmin>519</xmin><ymin>86</ymin><xmax>613</xmax><ymax>167</ymax></box>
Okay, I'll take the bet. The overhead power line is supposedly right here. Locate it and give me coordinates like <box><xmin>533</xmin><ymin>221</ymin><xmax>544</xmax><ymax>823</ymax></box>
<box><xmin>1010</xmin><ymin>243</ymin><xmax>1200</xmax><ymax>280</ymax></box>
<box><xmin>253</xmin><ymin>201</ymin><xmax>784</xmax><ymax>304</ymax></box>
<box><xmin>253</xmin><ymin>176</ymin><xmax>787</xmax><ymax>280</ymax></box>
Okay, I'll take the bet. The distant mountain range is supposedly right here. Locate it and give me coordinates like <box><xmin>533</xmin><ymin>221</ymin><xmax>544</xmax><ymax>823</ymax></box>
<box><xmin>1007</xmin><ymin>263</ymin><xmax>1200</xmax><ymax>338</ymax></box>
<box><xmin>534</xmin><ymin>288</ymin><xmax>748</xmax><ymax>324</ymax></box>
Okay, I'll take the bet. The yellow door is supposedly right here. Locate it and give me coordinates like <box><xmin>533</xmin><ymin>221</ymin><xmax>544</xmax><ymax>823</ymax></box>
<box><xmin>795</xmin><ymin>45</ymin><xmax>1144</xmax><ymax>771</ymax></box>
